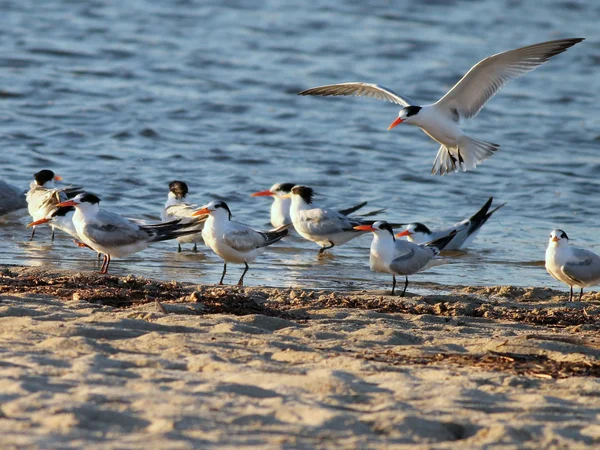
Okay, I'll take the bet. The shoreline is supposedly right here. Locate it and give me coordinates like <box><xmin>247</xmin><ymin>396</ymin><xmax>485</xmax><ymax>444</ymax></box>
<box><xmin>1</xmin><ymin>265</ymin><xmax>600</xmax><ymax>448</ymax></box>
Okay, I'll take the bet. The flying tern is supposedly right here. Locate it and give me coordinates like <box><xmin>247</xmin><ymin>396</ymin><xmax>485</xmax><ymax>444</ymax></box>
<box><xmin>355</xmin><ymin>221</ymin><xmax>456</xmax><ymax>296</ymax></box>
<box><xmin>57</xmin><ymin>192</ymin><xmax>201</xmax><ymax>273</ymax></box>
<box><xmin>193</xmin><ymin>200</ymin><xmax>288</xmax><ymax>285</ymax></box>
<box><xmin>299</xmin><ymin>38</ymin><xmax>584</xmax><ymax>175</ymax></box>
<box><xmin>162</xmin><ymin>180</ymin><xmax>207</xmax><ymax>252</ymax></box>
<box><xmin>545</xmin><ymin>229</ymin><xmax>600</xmax><ymax>301</ymax></box>
<box><xmin>396</xmin><ymin>197</ymin><xmax>505</xmax><ymax>250</ymax></box>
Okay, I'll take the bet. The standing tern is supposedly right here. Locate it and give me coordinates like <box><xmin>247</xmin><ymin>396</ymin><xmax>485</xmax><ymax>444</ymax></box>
<box><xmin>299</xmin><ymin>38</ymin><xmax>584</xmax><ymax>175</ymax></box>
<box><xmin>287</xmin><ymin>185</ymin><xmax>397</xmax><ymax>254</ymax></box>
<box><xmin>545</xmin><ymin>229</ymin><xmax>600</xmax><ymax>301</ymax></box>
<box><xmin>354</xmin><ymin>221</ymin><xmax>456</xmax><ymax>296</ymax></box>
<box><xmin>396</xmin><ymin>197</ymin><xmax>505</xmax><ymax>250</ymax></box>
<box><xmin>0</xmin><ymin>180</ymin><xmax>26</xmax><ymax>216</ymax></box>
<box><xmin>57</xmin><ymin>193</ymin><xmax>202</xmax><ymax>274</ymax></box>
<box><xmin>162</xmin><ymin>180</ymin><xmax>207</xmax><ymax>252</ymax></box>
<box><xmin>251</xmin><ymin>182</ymin><xmax>375</xmax><ymax>228</ymax></box>
<box><xmin>192</xmin><ymin>200</ymin><xmax>288</xmax><ymax>285</ymax></box>
<box><xmin>26</xmin><ymin>169</ymin><xmax>82</xmax><ymax>241</ymax></box>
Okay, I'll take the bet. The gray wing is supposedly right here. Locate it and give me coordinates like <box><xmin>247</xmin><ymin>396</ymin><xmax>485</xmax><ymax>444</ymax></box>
<box><xmin>84</xmin><ymin>210</ymin><xmax>148</xmax><ymax>247</ymax></box>
<box><xmin>389</xmin><ymin>241</ymin><xmax>435</xmax><ymax>275</ymax></box>
<box><xmin>561</xmin><ymin>248</ymin><xmax>600</xmax><ymax>285</ymax></box>
<box><xmin>299</xmin><ymin>207</ymin><xmax>358</xmax><ymax>235</ymax></box>
<box><xmin>223</xmin><ymin>224</ymin><xmax>273</xmax><ymax>253</ymax></box>
<box><xmin>299</xmin><ymin>82</ymin><xmax>413</xmax><ymax>106</ymax></box>
<box><xmin>0</xmin><ymin>180</ymin><xmax>26</xmax><ymax>214</ymax></box>
<box><xmin>436</xmin><ymin>38</ymin><xmax>583</xmax><ymax>120</ymax></box>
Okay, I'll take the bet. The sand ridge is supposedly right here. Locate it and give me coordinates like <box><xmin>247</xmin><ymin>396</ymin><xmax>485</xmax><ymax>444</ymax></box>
<box><xmin>1</xmin><ymin>266</ymin><xmax>600</xmax><ymax>448</ymax></box>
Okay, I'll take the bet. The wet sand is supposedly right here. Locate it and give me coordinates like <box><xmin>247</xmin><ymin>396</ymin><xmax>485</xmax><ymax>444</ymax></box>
<box><xmin>1</xmin><ymin>265</ymin><xmax>600</xmax><ymax>448</ymax></box>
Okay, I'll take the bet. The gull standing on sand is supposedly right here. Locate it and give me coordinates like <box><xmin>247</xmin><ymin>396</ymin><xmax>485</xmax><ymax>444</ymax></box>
<box><xmin>354</xmin><ymin>221</ymin><xmax>456</xmax><ymax>296</ymax></box>
<box><xmin>193</xmin><ymin>200</ymin><xmax>288</xmax><ymax>285</ymax></box>
<box><xmin>0</xmin><ymin>180</ymin><xmax>26</xmax><ymax>215</ymax></box>
<box><xmin>57</xmin><ymin>193</ymin><xmax>201</xmax><ymax>274</ymax></box>
<box><xmin>251</xmin><ymin>182</ymin><xmax>372</xmax><ymax>228</ymax></box>
<box><xmin>396</xmin><ymin>197</ymin><xmax>505</xmax><ymax>250</ymax></box>
<box><xmin>288</xmin><ymin>185</ymin><xmax>395</xmax><ymax>254</ymax></box>
<box><xmin>545</xmin><ymin>229</ymin><xmax>600</xmax><ymax>301</ymax></box>
<box><xmin>26</xmin><ymin>169</ymin><xmax>82</xmax><ymax>241</ymax></box>
<box><xmin>299</xmin><ymin>38</ymin><xmax>584</xmax><ymax>175</ymax></box>
<box><xmin>162</xmin><ymin>181</ymin><xmax>207</xmax><ymax>252</ymax></box>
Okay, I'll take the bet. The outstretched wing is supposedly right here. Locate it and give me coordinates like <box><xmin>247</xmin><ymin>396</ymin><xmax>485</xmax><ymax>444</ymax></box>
<box><xmin>299</xmin><ymin>82</ymin><xmax>413</xmax><ymax>106</ymax></box>
<box><xmin>436</xmin><ymin>38</ymin><xmax>583</xmax><ymax>120</ymax></box>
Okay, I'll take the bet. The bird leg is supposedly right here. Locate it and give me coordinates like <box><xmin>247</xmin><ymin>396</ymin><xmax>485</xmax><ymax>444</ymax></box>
<box><xmin>318</xmin><ymin>241</ymin><xmax>335</xmax><ymax>255</ymax></box>
<box><xmin>51</xmin><ymin>228</ymin><xmax>55</xmax><ymax>242</ymax></box>
<box><xmin>29</xmin><ymin>226</ymin><xmax>36</xmax><ymax>241</ymax></box>
<box><xmin>193</xmin><ymin>243</ymin><xmax>198</xmax><ymax>252</ymax></box>
<box><xmin>569</xmin><ymin>286</ymin><xmax>573</xmax><ymax>302</ymax></box>
<box><xmin>219</xmin><ymin>263</ymin><xmax>227</xmax><ymax>285</ymax></box>
<box><xmin>400</xmin><ymin>276</ymin><xmax>409</xmax><ymax>297</ymax></box>
<box><xmin>237</xmin><ymin>262</ymin><xmax>249</xmax><ymax>286</ymax></box>
<box><xmin>579</xmin><ymin>288</ymin><xmax>584</xmax><ymax>302</ymax></box>
<box><xmin>99</xmin><ymin>255</ymin><xmax>107</xmax><ymax>273</ymax></box>
<box><xmin>391</xmin><ymin>275</ymin><xmax>396</xmax><ymax>296</ymax></box>
<box><xmin>99</xmin><ymin>255</ymin><xmax>111</xmax><ymax>274</ymax></box>
<box><xmin>177</xmin><ymin>243</ymin><xmax>182</xmax><ymax>253</ymax></box>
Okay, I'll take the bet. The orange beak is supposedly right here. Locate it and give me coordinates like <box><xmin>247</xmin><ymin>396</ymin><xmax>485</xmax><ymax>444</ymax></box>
<box><xmin>551</xmin><ymin>236</ymin><xmax>559</xmax><ymax>242</ymax></box>
<box><xmin>396</xmin><ymin>230</ymin><xmax>411</xmax><ymax>237</ymax></box>
<box><xmin>53</xmin><ymin>175</ymin><xmax>63</xmax><ymax>181</ymax></box>
<box><xmin>56</xmin><ymin>200</ymin><xmax>77</xmax><ymax>207</ymax></box>
<box><xmin>27</xmin><ymin>218</ymin><xmax>50</xmax><ymax>227</ymax></box>
<box><xmin>353</xmin><ymin>225</ymin><xmax>375</xmax><ymax>232</ymax></box>
<box><xmin>192</xmin><ymin>207</ymin><xmax>212</xmax><ymax>216</ymax></box>
<box><xmin>251</xmin><ymin>190</ymin><xmax>273</xmax><ymax>197</ymax></box>
<box><xmin>388</xmin><ymin>117</ymin><xmax>404</xmax><ymax>130</ymax></box>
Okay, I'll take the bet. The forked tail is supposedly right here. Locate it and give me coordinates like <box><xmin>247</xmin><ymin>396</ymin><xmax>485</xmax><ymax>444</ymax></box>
<box><xmin>431</xmin><ymin>136</ymin><xmax>499</xmax><ymax>175</ymax></box>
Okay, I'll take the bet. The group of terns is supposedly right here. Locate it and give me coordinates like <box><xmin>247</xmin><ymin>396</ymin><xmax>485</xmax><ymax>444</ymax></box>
<box><xmin>1</xmin><ymin>36</ymin><xmax>598</xmax><ymax>299</ymax></box>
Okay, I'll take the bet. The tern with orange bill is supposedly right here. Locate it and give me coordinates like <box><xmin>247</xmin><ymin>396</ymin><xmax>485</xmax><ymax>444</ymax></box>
<box><xmin>56</xmin><ymin>193</ymin><xmax>202</xmax><ymax>274</ymax></box>
<box><xmin>192</xmin><ymin>200</ymin><xmax>288</xmax><ymax>285</ymax></box>
<box><xmin>354</xmin><ymin>221</ymin><xmax>456</xmax><ymax>296</ymax></box>
<box><xmin>545</xmin><ymin>229</ymin><xmax>600</xmax><ymax>301</ymax></box>
<box><xmin>299</xmin><ymin>38</ymin><xmax>584</xmax><ymax>175</ymax></box>
<box><xmin>251</xmin><ymin>182</ymin><xmax>376</xmax><ymax>228</ymax></box>
<box><xmin>396</xmin><ymin>197</ymin><xmax>505</xmax><ymax>250</ymax></box>
<box><xmin>26</xmin><ymin>169</ymin><xmax>82</xmax><ymax>241</ymax></box>
<box><xmin>287</xmin><ymin>185</ymin><xmax>398</xmax><ymax>254</ymax></box>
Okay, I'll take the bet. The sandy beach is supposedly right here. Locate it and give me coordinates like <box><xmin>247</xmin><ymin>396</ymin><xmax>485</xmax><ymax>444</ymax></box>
<box><xmin>0</xmin><ymin>265</ymin><xmax>599</xmax><ymax>448</ymax></box>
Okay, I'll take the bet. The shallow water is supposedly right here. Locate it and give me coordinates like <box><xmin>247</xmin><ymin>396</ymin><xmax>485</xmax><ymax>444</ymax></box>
<box><xmin>1</xmin><ymin>0</ymin><xmax>599</xmax><ymax>293</ymax></box>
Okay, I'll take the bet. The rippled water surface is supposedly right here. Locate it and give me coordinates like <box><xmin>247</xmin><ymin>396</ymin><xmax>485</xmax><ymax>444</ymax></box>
<box><xmin>1</xmin><ymin>0</ymin><xmax>599</xmax><ymax>293</ymax></box>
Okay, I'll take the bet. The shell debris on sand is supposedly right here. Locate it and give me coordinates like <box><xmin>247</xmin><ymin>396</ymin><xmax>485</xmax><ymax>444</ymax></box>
<box><xmin>2</xmin><ymin>265</ymin><xmax>600</xmax><ymax>448</ymax></box>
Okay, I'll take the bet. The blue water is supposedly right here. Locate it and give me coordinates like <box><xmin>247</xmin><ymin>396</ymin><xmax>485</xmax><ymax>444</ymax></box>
<box><xmin>1</xmin><ymin>0</ymin><xmax>599</xmax><ymax>293</ymax></box>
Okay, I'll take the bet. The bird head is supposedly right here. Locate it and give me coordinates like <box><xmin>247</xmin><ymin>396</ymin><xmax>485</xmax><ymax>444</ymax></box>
<box><xmin>388</xmin><ymin>106</ymin><xmax>422</xmax><ymax>130</ymax></box>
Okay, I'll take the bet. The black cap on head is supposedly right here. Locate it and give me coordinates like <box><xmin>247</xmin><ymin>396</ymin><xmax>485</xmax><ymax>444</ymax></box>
<box><xmin>403</xmin><ymin>106</ymin><xmax>422</xmax><ymax>117</ymax></box>
<box><xmin>169</xmin><ymin>180</ymin><xmax>189</xmax><ymax>199</ymax></box>
<box><xmin>276</xmin><ymin>183</ymin><xmax>296</xmax><ymax>193</ymax></box>
<box><xmin>51</xmin><ymin>206</ymin><xmax>74</xmax><ymax>217</ymax></box>
<box><xmin>79</xmin><ymin>193</ymin><xmax>101</xmax><ymax>205</ymax></box>
<box><xmin>378</xmin><ymin>221</ymin><xmax>395</xmax><ymax>240</ymax></box>
<box><xmin>555</xmin><ymin>229</ymin><xmax>569</xmax><ymax>240</ymax></box>
<box><xmin>34</xmin><ymin>169</ymin><xmax>56</xmax><ymax>186</ymax></box>
<box><xmin>213</xmin><ymin>200</ymin><xmax>232</xmax><ymax>220</ymax></box>
<box><xmin>413</xmin><ymin>222</ymin><xmax>431</xmax><ymax>234</ymax></box>
<box><xmin>291</xmin><ymin>185</ymin><xmax>314</xmax><ymax>204</ymax></box>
